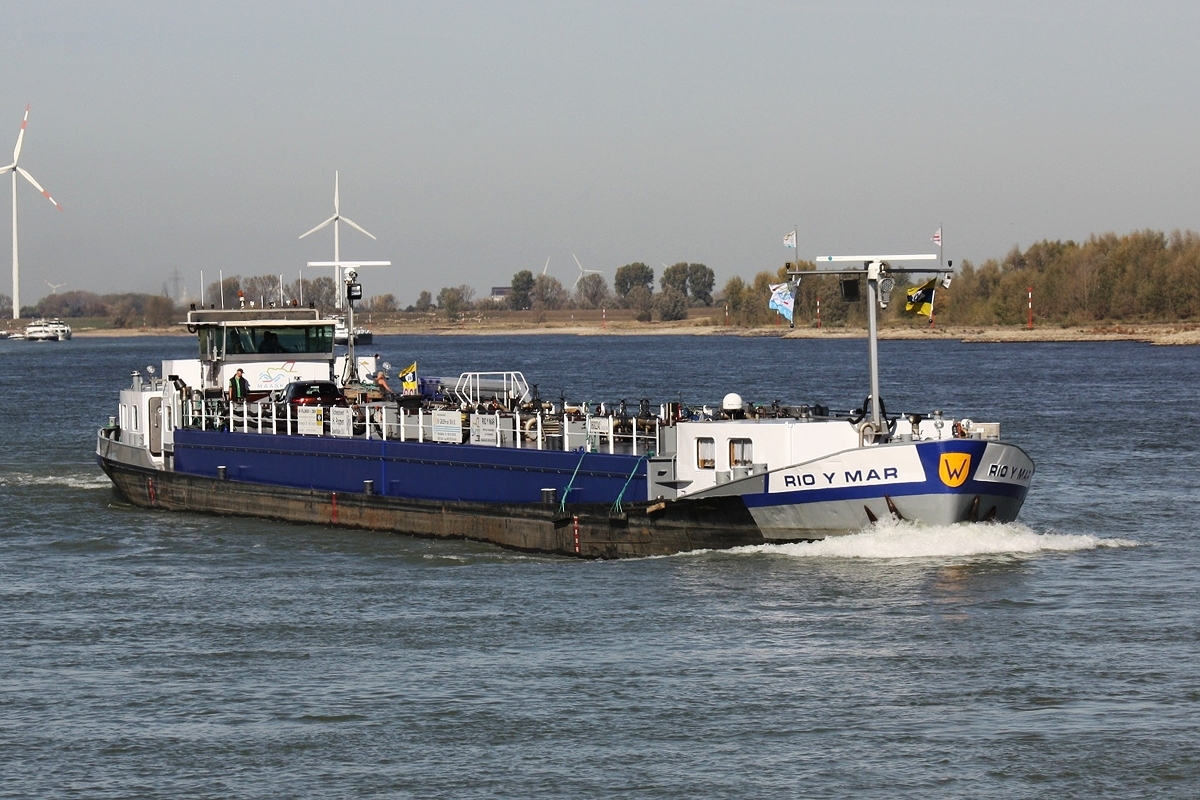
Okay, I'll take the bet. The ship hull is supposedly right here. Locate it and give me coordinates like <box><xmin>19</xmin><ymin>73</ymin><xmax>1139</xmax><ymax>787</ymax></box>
<box><xmin>98</xmin><ymin>428</ymin><xmax>1031</xmax><ymax>558</ymax></box>
<box><xmin>97</xmin><ymin>449</ymin><xmax>771</xmax><ymax>559</ymax></box>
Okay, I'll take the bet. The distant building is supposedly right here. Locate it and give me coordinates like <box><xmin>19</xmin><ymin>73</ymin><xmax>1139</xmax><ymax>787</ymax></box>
<box><xmin>490</xmin><ymin>286</ymin><xmax>512</xmax><ymax>303</ymax></box>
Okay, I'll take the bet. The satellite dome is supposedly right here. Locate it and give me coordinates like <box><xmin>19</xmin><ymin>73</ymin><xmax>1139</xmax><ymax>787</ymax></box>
<box><xmin>722</xmin><ymin>392</ymin><xmax>744</xmax><ymax>412</ymax></box>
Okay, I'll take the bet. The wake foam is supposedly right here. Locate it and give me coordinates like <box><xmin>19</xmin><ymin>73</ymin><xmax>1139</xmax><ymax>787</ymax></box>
<box><xmin>0</xmin><ymin>472</ymin><xmax>112</xmax><ymax>490</ymax></box>
<box><xmin>726</xmin><ymin>520</ymin><xmax>1140</xmax><ymax>560</ymax></box>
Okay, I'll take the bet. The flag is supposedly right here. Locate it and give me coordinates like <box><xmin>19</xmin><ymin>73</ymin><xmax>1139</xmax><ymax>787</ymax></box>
<box><xmin>768</xmin><ymin>282</ymin><xmax>794</xmax><ymax>322</ymax></box>
<box><xmin>783</xmin><ymin>230</ymin><xmax>796</xmax><ymax>248</ymax></box>
<box><xmin>931</xmin><ymin>227</ymin><xmax>942</xmax><ymax>247</ymax></box>
<box><xmin>400</xmin><ymin>361</ymin><xmax>418</xmax><ymax>395</ymax></box>
<box><xmin>905</xmin><ymin>278</ymin><xmax>937</xmax><ymax>318</ymax></box>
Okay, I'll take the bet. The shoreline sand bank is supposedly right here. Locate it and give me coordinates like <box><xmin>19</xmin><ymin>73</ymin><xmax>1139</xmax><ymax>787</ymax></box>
<box><xmin>59</xmin><ymin>321</ymin><xmax>1200</xmax><ymax>345</ymax></box>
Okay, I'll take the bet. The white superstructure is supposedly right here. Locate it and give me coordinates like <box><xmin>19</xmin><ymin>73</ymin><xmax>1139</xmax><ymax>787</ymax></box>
<box><xmin>24</xmin><ymin>318</ymin><xmax>71</xmax><ymax>340</ymax></box>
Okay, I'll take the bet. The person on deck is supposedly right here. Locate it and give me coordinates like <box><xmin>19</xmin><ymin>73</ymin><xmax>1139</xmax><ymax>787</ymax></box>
<box><xmin>228</xmin><ymin>369</ymin><xmax>250</xmax><ymax>402</ymax></box>
<box><xmin>374</xmin><ymin>371</ymin><xmax>394</xmax><ymax>395</ymax></box>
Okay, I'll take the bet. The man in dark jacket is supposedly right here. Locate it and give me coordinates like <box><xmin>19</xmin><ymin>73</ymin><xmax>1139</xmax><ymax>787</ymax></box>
<box><xmin>228</xmin><ymin>368</ymin><xmax>250</xmax><ymax>401</ymax></box>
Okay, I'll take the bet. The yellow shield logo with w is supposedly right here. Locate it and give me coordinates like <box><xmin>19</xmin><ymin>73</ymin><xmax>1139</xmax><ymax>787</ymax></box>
<box><xmin>939</xmin><ymin>453</ymin><xmax>972</xmax><ymax>487</ymax></box>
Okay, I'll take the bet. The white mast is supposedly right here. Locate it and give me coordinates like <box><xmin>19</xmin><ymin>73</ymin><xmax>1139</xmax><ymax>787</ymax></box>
<box><xmin>309</xmin><ymin>260</ymin><xmax>391</xmax><ymax>384</ymax></box>
<box><xmin>813</xmin><ymin>254</ymin><xmax>942</xmax><ymax>429</ymax></box>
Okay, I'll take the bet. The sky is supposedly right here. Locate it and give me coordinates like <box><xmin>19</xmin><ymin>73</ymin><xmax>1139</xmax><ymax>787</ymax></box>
<box><xmin>3</xmin><ymin>1</ymin><xmax>1199</xmax><ymax>308</ymax></box>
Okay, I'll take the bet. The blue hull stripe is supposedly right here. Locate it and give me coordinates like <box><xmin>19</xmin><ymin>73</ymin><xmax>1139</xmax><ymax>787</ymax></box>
<box><xmin>173</xmin><ymin>430</ymin><xmax>648</xmax><ymax>504</ymax></box>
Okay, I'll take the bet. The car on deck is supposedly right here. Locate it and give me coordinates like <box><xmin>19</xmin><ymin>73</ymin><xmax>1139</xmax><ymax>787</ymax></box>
<box><xmin>270</xmin><ymin>380</ymin><xmax>349</xmax><ymax>418</ymax></box>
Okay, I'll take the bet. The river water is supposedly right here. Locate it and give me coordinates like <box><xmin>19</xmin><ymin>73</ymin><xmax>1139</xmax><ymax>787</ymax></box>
<box><xmin>1</xmin><ymin>333</ymin><xmax>1197</xmax><ymax>798</ymax></box>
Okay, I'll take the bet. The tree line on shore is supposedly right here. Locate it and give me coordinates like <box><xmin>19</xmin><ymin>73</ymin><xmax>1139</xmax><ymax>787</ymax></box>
<box><xmin>727</xmin><ymin>228</ymin><xmax>1200</xmax><ymax>327</ymax></box>
<box><xmin>5</xmin><ymin>229</ymin><xmax>1198</xmax><ymax>327</ymax></box>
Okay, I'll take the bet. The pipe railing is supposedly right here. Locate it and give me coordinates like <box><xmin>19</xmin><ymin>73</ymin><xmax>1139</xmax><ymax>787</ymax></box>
<box><xmin>181</xmin><ymin>398</ymin><xmax>661</xmax><ymax>455</ymax></box>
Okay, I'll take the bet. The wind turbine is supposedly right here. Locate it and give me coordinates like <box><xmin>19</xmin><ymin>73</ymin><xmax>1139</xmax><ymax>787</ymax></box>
<box><xmin>44</xmin><ymin>279</ymin><xmax>65</xmax><ymax>293</ymax></box>
<box><xmin>571</xmin><ymin>253</ymin><xmax>602</xmax><ymax>289</ymax></box>
<box><xmin>298</xmin><ymin>171</ymin><xmax>376</xmax><ymax>309</ymax></box>
<box><xmin>1</xmin><ymin>105</ymin><xmax>62</xmax><ymax>320</ymax></box>
<box><xmin>542</xmin><ymin>257</ymin><xmax>550</xmax><ymax>276</ymax></box>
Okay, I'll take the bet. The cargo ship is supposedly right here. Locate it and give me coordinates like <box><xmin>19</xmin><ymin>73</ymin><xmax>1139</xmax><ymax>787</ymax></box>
<box><xmin>96</xmin><ymin>256</ymin><xmax>1034</xmax><ymax>557</ymax></box>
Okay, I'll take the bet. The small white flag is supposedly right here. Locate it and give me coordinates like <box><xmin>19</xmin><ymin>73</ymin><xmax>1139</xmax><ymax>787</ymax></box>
<box><xmin>931</xmin><ymin>227</ymin><xmax>942</xmax><ymax>247</ymax></box>
<box><xmin>783</xmin><ymin>230</ymin><xmax>797</xmax><ymax>248</ymax></box>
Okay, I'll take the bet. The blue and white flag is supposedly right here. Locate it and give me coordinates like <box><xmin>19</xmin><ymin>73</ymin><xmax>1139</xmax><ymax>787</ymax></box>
<box><xmin>768</xmin><ymin>282</ymin><xmax>794</xmax><ymax>322</ymax></box>
<box><xmin>783</xmin><ymin>230</ymin><xmax>797</xmax><ymax>248</ymax></box>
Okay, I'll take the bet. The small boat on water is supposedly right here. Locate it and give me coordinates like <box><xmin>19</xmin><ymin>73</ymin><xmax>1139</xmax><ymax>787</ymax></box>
<box><xmin>331</xmin><ymin>315</ymin><xmax>372</xmax><ymax>346</ymax></box>
<box><xmin>96</xmin><ymin>252</ymin><xmax>1034</xmax><ymax>558</ymax></box>
<box><xmin>24</xmin><ymin>318</ymin><xmax>72</xmax><ymax>341</ymax></box>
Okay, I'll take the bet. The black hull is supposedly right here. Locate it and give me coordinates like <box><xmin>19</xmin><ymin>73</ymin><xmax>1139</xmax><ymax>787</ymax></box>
<box><xmin>99</xmin><ymin>456</ymin><xmax>775</xmax><ymax>559</ymax></box>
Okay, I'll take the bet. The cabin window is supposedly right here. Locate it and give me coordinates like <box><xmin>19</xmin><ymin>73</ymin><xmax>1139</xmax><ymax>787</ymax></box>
<box><xmin>225</xmin><ymin>326</ymin><xmax>257</xmax><ymax>355</ymax></box>
<box><xmin>696</xmin><ymin>437</ymin><xmax>716</xmax><ymax>469</ymax></box>
<box><xmin>221</xmin><ymin>325</ymin><xmax>334</xmax><ymax>356</ymax></box>
<box><xmin>730</xmin><ymin>438</ymin><xmax>753</xmax><ymax>467</ymax></box>
<box><xmin>131</xmin><ymin>404</ymin><xmax>139</xmax><ymax>432</ymax></box>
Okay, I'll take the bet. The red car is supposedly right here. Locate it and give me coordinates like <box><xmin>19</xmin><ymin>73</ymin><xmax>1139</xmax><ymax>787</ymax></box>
<box><xmin>273</xmin><ymin>380</ymin><xmax>349</xmax><ymax>414</ymax></box>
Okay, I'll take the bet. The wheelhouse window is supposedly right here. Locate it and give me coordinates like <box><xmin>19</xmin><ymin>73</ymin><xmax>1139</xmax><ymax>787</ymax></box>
<box><xmin>696</xmin><ymin>437</ymin><xmax>716</xmax><ymax>469</ymax></box>
<box><xmin>220</xmin><ymin>325</ymin><xmax>334</xmax><ymax>356</ymax></box>
<box><xmin>729</xmin><ymin>438</ymin><xmax>753</xmax><ymax>467</ymax></box>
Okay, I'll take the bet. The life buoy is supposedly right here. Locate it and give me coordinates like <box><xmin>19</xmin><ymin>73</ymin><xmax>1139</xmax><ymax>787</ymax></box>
<box><xmin>523</xmin><ymin>416</ymin><xmax>539</xmax><ymax>441</ymax></box>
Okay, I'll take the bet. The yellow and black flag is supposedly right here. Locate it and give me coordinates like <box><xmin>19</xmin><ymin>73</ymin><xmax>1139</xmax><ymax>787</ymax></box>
<box><xmin>905</xmin><ymin>278</ymin><xmax>937</xmax><ymax>318</ymax></box>
<box><xmin>400</xmin><ymin>362</ymin><xmax>418</xmax><ymax>395</ymax></box>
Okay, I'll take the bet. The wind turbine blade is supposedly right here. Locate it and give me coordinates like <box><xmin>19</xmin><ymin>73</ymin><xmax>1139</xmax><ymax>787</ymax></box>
<box><xmin>16</xmin><ymin>166</ymin><xmax>62</xmax><ymax>209</ymax></box>
<box><xmin>0</xmin><ymin>164</ymin><xmax>14</xmax><ymax>175</ymax></box>
<box><xmin>12</xmin><ymin>104</ymin><xmax>29</xmax><ymax>164</ymax></box>
<box><xmin>341</xmin><ymin>216</ymin><xmax>376</xmax><ymax>240</ymax></box>
<box><xmin>333</xmin><ymin>171</ymin><xmax>340</xmax><ymax>214</ymax></box>
<box><xmin>572</xmin><ymin>253</ymin><xmax>584</xmax><ymax>272</ymax></box>
<box><xmin>299</xmin><ymin>215</ymin><xmax>337</xmax><ymax>239</ymax></box>
<box><xmin>542</xmin><ymin>257</ymin><xmax>549</xmax><ymax>275</ymax></box>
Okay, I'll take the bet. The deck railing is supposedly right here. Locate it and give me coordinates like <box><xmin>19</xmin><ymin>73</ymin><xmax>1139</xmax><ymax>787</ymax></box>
<box><xmin>182</xmin><ymin>398</ymin><xmax>661</xmax><ymax>456</ymax></box>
